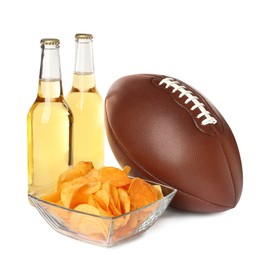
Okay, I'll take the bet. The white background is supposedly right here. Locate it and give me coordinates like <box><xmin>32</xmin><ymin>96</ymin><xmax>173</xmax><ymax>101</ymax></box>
<box><xmin>1</xmin><ymin>0</ymin><xmax>263</xmax><ymax>259</ymax></box>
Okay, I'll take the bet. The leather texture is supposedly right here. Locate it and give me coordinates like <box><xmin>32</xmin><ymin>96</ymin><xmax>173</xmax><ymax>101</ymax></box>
<box><xmin>105</xmin><ymin>74</ymin><xmax>243</xmax><ymax>213</ymax></box>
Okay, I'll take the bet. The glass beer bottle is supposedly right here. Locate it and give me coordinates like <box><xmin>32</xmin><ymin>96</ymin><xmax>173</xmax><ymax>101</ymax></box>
<box><xmin>27</xmin><ymin>38</ymin><xmax>73</xmax><ymax>193</ymax></box>
<box><xmin>66</xmin><ymin>34</ymin><xmax>104</xmax><ymax>168</ymax></box>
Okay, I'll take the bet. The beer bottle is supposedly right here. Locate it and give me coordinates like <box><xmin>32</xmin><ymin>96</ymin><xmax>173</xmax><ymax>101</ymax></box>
<box><xmin>66</xmin><ymin>34</ymin><xmax>104</xmax><ymax>168</ymax></box>
<box><xmin>27</xmin><ymin>38</ymin><xmax>73</xmax><ymax>193</ymax></box>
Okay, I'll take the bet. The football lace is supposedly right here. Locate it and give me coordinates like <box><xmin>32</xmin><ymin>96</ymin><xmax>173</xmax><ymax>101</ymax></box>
<box><xmin>159</xmin><ymin>78</ymin><xmax>217</xmax><ymax>125</ymax></box>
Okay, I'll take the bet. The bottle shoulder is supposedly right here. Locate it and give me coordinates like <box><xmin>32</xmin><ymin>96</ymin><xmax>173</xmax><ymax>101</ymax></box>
<box><xmin>66</xmin><ymin>92</ymin><xmax>103</xmax><ymax>113</ymax></box>
<box><xmin>28</xmin><ymin>99</ymin><xmax>73</xmax><ymax>116</ymax></box>
<box><xmin>66</xmin><ymin>91</ymin><xmax>103</xmax><ymax>102</ymax></box>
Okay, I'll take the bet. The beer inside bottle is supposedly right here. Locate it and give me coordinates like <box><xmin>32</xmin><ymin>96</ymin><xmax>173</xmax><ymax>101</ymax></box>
<box><xmin>66</xmin><ymin>34</ymin><xmax>104</xmax><ymax>168</ymax></box>
<box><xmin>27</xmin><ymin>39</ymin><xmax>73</xmax><ymax>193</ymax></box>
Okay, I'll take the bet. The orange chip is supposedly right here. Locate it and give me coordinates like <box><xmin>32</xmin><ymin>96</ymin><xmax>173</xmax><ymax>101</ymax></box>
<box><xmin>110</xmin><ymin>184</ymin><xmax>121</xmax><ymax>212</ymax></box>
<box><xmin>113</xmin><ymin>188</ymin><xmax>131</xmax><ymax>229</ymax></box>
<box><xmin>86</xmin><ymin>168</ymin><xmax>100</xmax><ymax>179</ymax></box>
<box><xmin>113</xmin><ymin>214</ymin><xmax>130</xmax><ymax>230</ymax></box>
<box><xmin>128</xmin><ymin>178</ymin><xmax>158</xmax><ymax>210</ymax></box>
<box><xmin>122</xmin><ymin>165</ymin><xmax>131</xmax><ymax>175</ymax></box>
<box><xmin>95</xmin><ymin>190</ymin><xmax>110</xmax><ymax>210</ymax></box>
<box><xmin>70</xmin><ymin>204</ymin><xmax>109</xmax><ymax>239</ymax></box>
<box><xmin>153</xmin><ymin>185</ymin><xmax>164</xmax><ymax>200</ymax></box>
<box><xmin>113</xmin><ymin>224</ymin><xmax>134</xmax><ymax>241</ymax></box>
<box><xmin>120</xmin><ymin>183</ymin><xmax>131</xmax><ymax>192</ymax></box>
<box><xmin>117</xmin><ymin>188</ymin><xmax>130</xmax><ymax>214</ymax></box>
<box><xmin>57</xmin><ymin>168</ymin><xmax>85</xmax><ymax>191</ymax></box>
<box><xmin>70</xmin><ymin>186</ymin><xmax>90</xmax><ymax>209</ymax></box>
<box><xmin>60</xmin><ymin>176</ymin><xmax>101</xmax><ymax>208</ymax></box>
<box><xmin>43</xmin><ymin>199</ymin><xmax>71</xmax><ymax>224</ymax></box>
<box><xmin>74</xmin><ymin>203</ymin><xmax>100</xmax><ymax>216</ymax></box>
<box><xmin>57</xmin><ymin>162</ymin><xmax>94</xmax><ymax>190</ymax></box>
<box><xmin>102</xmin><ymin>181</ymin><xmax>122</xmax><ymax>216</ymax></box>
<box><xmin>60</xmin><ymin>177</ymin><xmax>88</xmax><ymax>208</ymax></box>
<box><xmin>41</xmin><ymin>191</ymin><xmax>60</xmax><ymax>203</ymax></box>
<box><xmin>74</xmin><ymin>161</ymin><xmax>94</xmax><ymax>174</ymax></box>
<box><xmin>126</xmin><ymin>212</ymin><xmax>139</xmax><ymax>229</ymax></box>
<box><xmin>89</xmin><ymin>194</ymin><xmax>113</xmax><ymax>217</ymax></box>
<box><xmin>99</xmin><ymin>166</ymin><xmax>131</xmax><ymax>187</ymax></box>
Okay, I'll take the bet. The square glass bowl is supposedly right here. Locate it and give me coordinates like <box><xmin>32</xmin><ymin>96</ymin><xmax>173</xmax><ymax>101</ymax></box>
<box><xmin>28</xmin><ymin>179</ymin><xmax>176</xmax><ymax>247</ymax></box>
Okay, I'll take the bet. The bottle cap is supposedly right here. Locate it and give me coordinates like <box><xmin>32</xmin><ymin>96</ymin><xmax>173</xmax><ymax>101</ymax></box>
<box><xmin>40</xmin><ymin>38</ymin><xmax>60</xmax><ymax>47</ymax></box>
<box><xmin>75</xmin><ymin>34</ymin><xmax>93</xmax><ymax>40</ymax></box>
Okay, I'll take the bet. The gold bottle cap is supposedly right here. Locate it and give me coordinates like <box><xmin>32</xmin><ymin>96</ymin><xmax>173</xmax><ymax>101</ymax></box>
<box><xmin>40</xmin><ymin>38</ymin><xmax>60</xmax><ymax>47</ymax></box>
<box><xmin>75</xmin><ymin>33</ymin><xmax>93</xmax><ymax>40</ymax></box>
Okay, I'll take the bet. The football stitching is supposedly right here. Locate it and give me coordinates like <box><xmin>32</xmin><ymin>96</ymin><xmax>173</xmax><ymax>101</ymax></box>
<box><xmin>105</xmin><ymin>103</ymin><xmax>232</xmax><ymax>210</ymax></box>
<box><xmin>159</xmin><ymin>78</ymin><xmax>217</xmax><ymax>126</ymax></box>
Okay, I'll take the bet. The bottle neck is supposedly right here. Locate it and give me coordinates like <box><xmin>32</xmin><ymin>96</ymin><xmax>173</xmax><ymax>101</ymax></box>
<box><xmin>38</xmin><ymin>45</ymin><xmax>63</xmax><ymax>100</ymax></box>
<box><xmin>74</xmin><ymin>38</ymin><xmax>95</xmax><ymax>74</ymax></box>
<box><xmin>39</xmin><ymin>45</ymin><xmax>61</xmax><ymax>81</ymax></box>
<box><xmin>72</xmin><ymin>38</ymin><xmax>96</xmax><ymax>92</ymax></box>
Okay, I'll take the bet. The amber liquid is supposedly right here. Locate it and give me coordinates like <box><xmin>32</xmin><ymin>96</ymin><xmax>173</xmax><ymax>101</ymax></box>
<box><xmin>27</xmin><ymin>80</ymin><xmax>73</xmax><ymax>192</ymax></box>
<box><xmin>66</xmin><ymin>73</ymin><xmax>104</xmax><ymax>168</ymax></box>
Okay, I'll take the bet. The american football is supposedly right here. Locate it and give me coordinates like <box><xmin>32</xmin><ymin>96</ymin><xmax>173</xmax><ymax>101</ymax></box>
<box><xmin>105</xmin><ymin>74</ymin><xmax>243</xmax><ymax>213</ymax></box>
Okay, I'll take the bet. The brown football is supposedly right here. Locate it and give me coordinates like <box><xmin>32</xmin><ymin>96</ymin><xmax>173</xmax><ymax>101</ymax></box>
<box><xmin>105</xmin><ymin>74</ymin><xmax>243</xmax><ymax>213</ymax></box>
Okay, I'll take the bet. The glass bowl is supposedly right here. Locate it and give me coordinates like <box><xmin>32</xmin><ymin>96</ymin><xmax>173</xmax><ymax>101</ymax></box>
<box><xmin>28</xmin><ymin>179</ymin><xmax>176</xmax><ymax>247</ymax></box>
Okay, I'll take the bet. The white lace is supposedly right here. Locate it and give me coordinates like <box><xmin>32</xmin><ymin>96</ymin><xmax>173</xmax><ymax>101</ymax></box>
<box><xmin>159</xmin><ymin>78</ymin><xmax>217</xmax><ymax>125</ymax></box>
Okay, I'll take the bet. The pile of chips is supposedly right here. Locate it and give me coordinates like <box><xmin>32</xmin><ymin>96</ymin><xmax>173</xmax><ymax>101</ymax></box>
<box><xmin>41</xmin><ymin>161</ymin><xmax>163</xmax><ymax>241</ymax></box>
